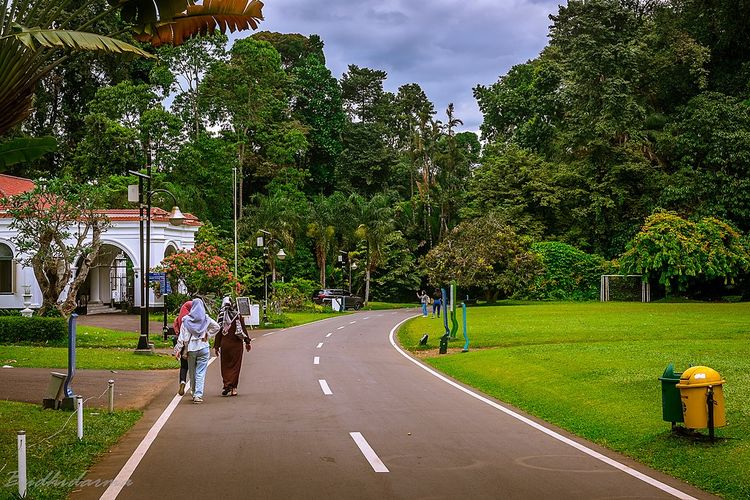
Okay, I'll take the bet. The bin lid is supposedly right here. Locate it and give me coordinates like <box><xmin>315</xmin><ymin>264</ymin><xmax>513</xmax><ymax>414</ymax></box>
<box><xmin>675</xmin><ymin>365</ymin><xmax>725</xmax><ymax>388</ymax></box>
<box><xmin>658</xmin><ymin>363</ymin><xmax>682</xmax><ymax>382</ymax></box>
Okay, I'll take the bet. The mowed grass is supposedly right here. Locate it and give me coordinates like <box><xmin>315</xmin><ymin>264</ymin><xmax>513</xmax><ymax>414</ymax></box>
<box><xmin>0</xmin><ymin>326</ymin><xmax>176</xmax><ymax>370</ymax></box>
<box><xmin>0</xmin><ymin>401</ymin><xmax>141</xmax><ymax>500</ymax></box>
<box><xmin>399</xmin><ymin>302</ymin><xmax>750</xmax><ymax>500</ymax></box>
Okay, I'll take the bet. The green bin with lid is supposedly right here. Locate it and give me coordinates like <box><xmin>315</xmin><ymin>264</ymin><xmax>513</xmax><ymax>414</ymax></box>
<box><xmin>658</xmin><ymin>363</ymin><xmax>684</xmax><ymax>425</ymax></box>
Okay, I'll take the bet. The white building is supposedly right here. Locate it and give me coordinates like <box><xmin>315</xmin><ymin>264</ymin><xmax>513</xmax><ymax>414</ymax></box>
<box><xmin>0</xmin><ymin>174</ymin><xmax>201</xmax><ymax>312</ymax></box>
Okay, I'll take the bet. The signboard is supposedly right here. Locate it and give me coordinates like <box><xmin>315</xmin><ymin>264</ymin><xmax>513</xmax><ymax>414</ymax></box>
<box><xmin>247</xmin><ymin>304</ymin><xmax>260</xmax><ymax>327</ymax></box>
<box><xmin>236</xmin><ymin>297</ymin><xmax>251</xmax><ymax>316</ymax></box>
<box><xmin>148</xmin><ymin>272</ymin><xmax>172</xmax><ymax>294</ymax></box>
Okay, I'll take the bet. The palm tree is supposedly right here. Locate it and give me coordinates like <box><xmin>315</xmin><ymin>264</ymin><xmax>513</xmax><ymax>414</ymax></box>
<box><xmin>306</xmin><ymin>193</ymin><xmax>343</xmax><ymax>288</ymax></box>
<box><xmin>0</xmin><ymin>0</ymin><xmax>264</xmax><ymax>153</ymax></box>
<box><xmin>351</xmin><ymin>192</ymin><xmax>395</xmax><ymax>304</ymax></box>
<box><xmin>245</xmin><ymin>190</ymin><xmax>305</xmax><ymax>281</ymax></box>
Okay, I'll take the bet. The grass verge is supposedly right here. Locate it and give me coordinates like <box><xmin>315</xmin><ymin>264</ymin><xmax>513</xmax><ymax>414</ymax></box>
<box><xmin>0</xmin><ymin>401</ymin><xmax>141</xmax><ymax>499</ymax></box>
<box><xmin>398</xmin><ymin>301</ymin><xmax>750</xmax><ymax>500</ymax></box>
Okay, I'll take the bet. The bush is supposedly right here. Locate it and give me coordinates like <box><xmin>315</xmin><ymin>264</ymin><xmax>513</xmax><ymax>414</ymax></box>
<box><xmin>528</xmin><ymin>242</ymin><xmax>610</xmax><ymax>301</ymax></box>
<box><xmin>270</xmin><ymin>278</ymin><xmax>316</xmax><ymax>312</ymax></box>
<box><xmin>0</xmin><ymin>316</ymin><xmax>67</xmax><ymax>344</ymax></box>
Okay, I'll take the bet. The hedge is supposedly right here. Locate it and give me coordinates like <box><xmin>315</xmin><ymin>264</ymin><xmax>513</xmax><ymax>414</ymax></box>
<box><xmin>528</xmin><ymin>241</ymin><xmax>611</xmax><ymax>301</ymax></box>
<box><xmin>0</xmin><ymin>316</ymin><xmax>67</xmax><ymax>344</ymax></box>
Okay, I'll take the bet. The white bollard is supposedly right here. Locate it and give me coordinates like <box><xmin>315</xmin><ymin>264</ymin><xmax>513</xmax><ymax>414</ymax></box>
<box><xmin>17</xmin><ymin>430</ymin><xmax>26</xmax><ymax>498</ymax></box>
<box><xmin>108</xmin><ymin>380</ymin><xmax>115</xmax><ymax>413</ymax></box>
<box><xmin>76</xmin><ymin>396</ymin><xmax>83</xmax><ymax>441</ymax></box>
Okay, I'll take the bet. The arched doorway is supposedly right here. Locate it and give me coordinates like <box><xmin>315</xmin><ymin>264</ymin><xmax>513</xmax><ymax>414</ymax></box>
<box><xmin>75</xmin><ymin>244</ymin><xmax>135</xmax><ymax>313</ymax></box>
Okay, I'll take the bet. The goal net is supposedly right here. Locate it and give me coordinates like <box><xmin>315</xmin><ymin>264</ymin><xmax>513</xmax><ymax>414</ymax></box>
<box><xmin>600</xmin><ymin>275</ymin><xmax>651</xmax><ymax>302</ymax></box>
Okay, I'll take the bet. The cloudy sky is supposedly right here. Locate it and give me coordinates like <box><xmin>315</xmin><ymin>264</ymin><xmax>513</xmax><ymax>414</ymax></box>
<box><xmin>248</xmin><ymin>0</ymin><xmax>561</xmax><ymax>132</ymax></box>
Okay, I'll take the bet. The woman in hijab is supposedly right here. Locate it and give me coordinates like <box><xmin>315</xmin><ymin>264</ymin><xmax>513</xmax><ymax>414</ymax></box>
<box><xmin>173</xmin><ymin>300</ymin><xmax>192</xmax><ymax>396</ymax></box>
<box><xmin>174</xmin><ymin>298</ymin><xmax>220</xmax><ymax>403</ymax></box>
<box><xmin>214</xmin><ymin>297</ymin><xmax>252</xmax><ymax>396</ymax></box>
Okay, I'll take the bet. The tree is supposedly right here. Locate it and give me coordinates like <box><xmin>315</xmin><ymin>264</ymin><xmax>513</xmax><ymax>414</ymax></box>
<box><xmin>340</xmin><ymin>65</ymin><xmax>388</xmax><ymax>123</ymax></box>
<box><xmin>4</xmin><ymin>178</ymin><xmax>110</xmax><ymax>316</ymax></box>
<box><xmin>0</xmin><ymin>0</ymin><xmax>264</xmax><ymax>137</ymax></box>
<box><xmin>291</xmin><ymin>55</ymin><xmax>345</xmax><ymax>193</ymax></box>
<box><xmin>306</xmin><ymin>193</ymin><xmax>343</xmax><ymax>287</ymax></box>
<box><xmin>423</xmin><ymin>215</ymin><xmax>542</xmax><ymax>302</ymax></box>
<box><xmin>201</xmin><ymin>38</ymin><xmax>306</xmax><ymax>211</ymax></box>
<box><xmin>252</xmin><ymin>32</ymin><xmax>325</xmax><ymax>70</ymax></box>
<box><xmin>620</xmin><ymin>211</ymin><xmax>750</xmax><ymax>294</ymax></box>
<box><xmin>161</xmin><ymin>243</ymin><xmax>237</xmax><ymax>296</ymax></box>
<box><xmin>351</xmin><ymin>193</ymin><xmax>395</xmax><ymax>304</ymax></box>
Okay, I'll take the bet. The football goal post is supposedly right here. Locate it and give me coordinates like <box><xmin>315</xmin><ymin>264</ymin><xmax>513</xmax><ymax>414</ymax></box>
<box><xmin>600</xmin><ymin>275</ymin><xmax>651</xmax><ymax>302</ymax></box>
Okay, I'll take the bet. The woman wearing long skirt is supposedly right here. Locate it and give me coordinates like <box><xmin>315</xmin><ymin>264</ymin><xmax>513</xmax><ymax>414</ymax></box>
<box><xmin>215</xmin><ymin>296</ymin><xmax>252</xmax><ymax>396</ymax></box>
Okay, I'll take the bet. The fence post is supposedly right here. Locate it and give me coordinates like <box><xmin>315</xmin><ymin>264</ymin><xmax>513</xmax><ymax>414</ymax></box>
<box><xmin>76</xmin><ymin>396</ymin><xmax>83</xmax><ymax>441</ymax></box>
<box><xmin>108</xmin><ymin>380</ymin><xmax>115</xmax><ymax>413</ymax></box>
<box><xmin>17</xmin><ymin>430</ymin><xmax>27</xmax><ymax>498</ymax></box>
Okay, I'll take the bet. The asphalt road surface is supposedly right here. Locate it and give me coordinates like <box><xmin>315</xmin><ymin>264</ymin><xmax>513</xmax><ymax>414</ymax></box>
<box><xmin>80</xmin><ymin>310</ymin><xmax>715</xmax><ymax>500</ymax></box>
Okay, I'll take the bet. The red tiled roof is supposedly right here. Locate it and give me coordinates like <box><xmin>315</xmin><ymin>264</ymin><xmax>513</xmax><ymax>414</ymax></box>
<box><xmin>0</xmin><ymin>174</ymin><xmax>36</xmax><ymax>198</ymax></box>
<box><xmin>0</xmin><ymin>175</ymin><xmax>201</xmax><ymax>226</ymax></box>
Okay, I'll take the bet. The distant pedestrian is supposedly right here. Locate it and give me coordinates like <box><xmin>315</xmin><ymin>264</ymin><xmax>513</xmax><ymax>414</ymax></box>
<box><xmin>174</xmin><ymin>298</ymin><xmax>220</xmax><ymax>403</ymax></box>
<box><xmin>215</xmin><ymin>296</ymin><xmax>252</xmax><ymax>397</ymax></box>
<box><xmin>432</xmin><ymin>289</ymin><xmax>442</xmax><ymax>318</ymax></box>
<box><xmin>417</xmin><ymin>290</ymin><xmax>429</xmax><ymax>317</ymax></box>
<box><xmin>173</xmin><ymin>300</ymin><xmax>192</xmax><ymax>396</ymax></box>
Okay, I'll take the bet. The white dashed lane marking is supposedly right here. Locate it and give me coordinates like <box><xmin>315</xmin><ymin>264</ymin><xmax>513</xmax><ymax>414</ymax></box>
<box><xmin>316</xmin><ymin>342</ymin><xmax>324</xmax><ymax>349</ymax></box>
<box><xmin>350</xmin><ymin>432</ymin><xmax>389</xmax><ymax>473</ymax></box>
<box><xmin>319</xmin><ymin>379</ymin><xmax>333</xmax><ymax>395</ymax></box>
<box><xmin>314</xmin><ymin>356</ymin><xmax>320</xmax><ymax>365</ymax></box>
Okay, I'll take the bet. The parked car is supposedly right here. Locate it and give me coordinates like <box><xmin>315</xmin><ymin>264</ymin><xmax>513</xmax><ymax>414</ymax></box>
<box><xmin>312</xmin><ymin>289</ymin><xmax>364</xmax><ymax>310</ymax></box>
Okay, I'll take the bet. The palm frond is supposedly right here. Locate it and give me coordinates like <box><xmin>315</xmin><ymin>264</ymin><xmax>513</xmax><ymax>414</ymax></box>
<box><xmin>9</xmin><ymin>24</ymin><xmax>155</xmax><ymax>58</ymax></box>
<box><xmin>134</xmin><ymin>0</ymin><xmax>263</xmax><ymax>47</ymax></box>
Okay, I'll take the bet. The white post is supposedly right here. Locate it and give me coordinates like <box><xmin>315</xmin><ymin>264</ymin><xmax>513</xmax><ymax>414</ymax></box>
<box><xmin>76</xmin><ymin>396</ymin><xmax>83</xmax><ymax>441</ymax></box>
<box><xmin>108</xmin><ymin>380</ymin><xmax>115</xmax><ymax>413</ymax></box>
<box><xmin>17</xmin><ymin>431</ymin><xmax>26</xmax><ymax>498</ymax></box>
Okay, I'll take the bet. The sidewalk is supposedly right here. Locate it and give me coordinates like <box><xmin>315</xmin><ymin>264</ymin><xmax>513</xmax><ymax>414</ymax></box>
<box><xmin>0</xmin><ymin>367</ymin><xmax>176</xmax><ymax>409</ymax></box>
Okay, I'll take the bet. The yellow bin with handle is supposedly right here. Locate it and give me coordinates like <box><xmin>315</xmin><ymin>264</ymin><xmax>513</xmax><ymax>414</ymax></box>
<box><xmin>675</xmin><ymin>366</ymin><xmax>726</xmax><ymax>429</ymax></box>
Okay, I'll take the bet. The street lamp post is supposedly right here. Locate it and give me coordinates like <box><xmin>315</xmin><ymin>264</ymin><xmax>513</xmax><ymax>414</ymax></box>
<box><xmin>129</xmin><ymin>170</ymin><xmax>185</xmax><ymax>353</ymax></box>
<box><xmin>256</xmin><ymin>230</ymin><xmax>285</xmax><ymax>324</ymax></box>
<box><xmin>338</xmin><ymin>250</ymin><xmax>352</xmax><ymax>294</ymax></box>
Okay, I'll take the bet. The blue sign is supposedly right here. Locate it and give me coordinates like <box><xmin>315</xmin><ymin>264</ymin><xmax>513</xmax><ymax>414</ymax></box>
<box><xmin>148</xmin><ymin>272</ymin><xmax>172</xmax><ymax>294</ymax></box>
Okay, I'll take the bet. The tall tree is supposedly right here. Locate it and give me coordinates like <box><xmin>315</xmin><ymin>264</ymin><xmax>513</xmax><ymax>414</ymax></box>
<box><xmin>351</xmin><ymin>193</ymin><xmax>395</xmax><ymax>304</ymax></box>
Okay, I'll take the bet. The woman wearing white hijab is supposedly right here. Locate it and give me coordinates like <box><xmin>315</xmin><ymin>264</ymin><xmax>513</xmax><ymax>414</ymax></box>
<box><xmin>174</xmin><ymin>298</ymin><xmax>220</xmax><ymax>403</ymax></box>
<box><xmin>214</xmin><ymin>296</ymin><xmax>252</xmax><ymax>396</ymax></box>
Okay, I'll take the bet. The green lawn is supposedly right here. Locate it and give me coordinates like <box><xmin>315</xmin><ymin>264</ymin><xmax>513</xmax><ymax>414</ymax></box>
<box><xmin>364</xmin><ymin>301</ymin><xmax>418</xmax><ymax>310</ymax></box>
<box><xmin>399</xmin><ymin>301</ymin><xmax>750</xmax><ymax>500</ymax></box>
<box><xmin>0</xmin><ymin>401</ymin><xmax>141</xmax><ymax>499</ymax></box>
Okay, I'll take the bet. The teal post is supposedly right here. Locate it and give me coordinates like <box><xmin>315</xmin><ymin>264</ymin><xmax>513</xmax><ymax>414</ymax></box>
<box><xmin>449</xmin><ymin>282</ymin><xmax>458</xmax><ymax>339</ymax></box>
<box><xmin>461</xmin><ymin>302</ymin><xmax>469</xmax><ymax>352</ymax></box>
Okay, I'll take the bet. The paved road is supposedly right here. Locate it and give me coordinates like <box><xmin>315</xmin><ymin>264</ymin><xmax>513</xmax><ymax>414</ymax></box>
<box><xmin>76</xmin><ymin>310</ymin><xmax>714</xmax><ymax>499</ymax></box>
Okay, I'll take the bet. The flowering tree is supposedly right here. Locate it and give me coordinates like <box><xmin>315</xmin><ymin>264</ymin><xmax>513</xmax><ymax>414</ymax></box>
<box><xmin>160</xmin><ymin>243</ymin><xmax>238</xmax><ymax>296</ymax></box>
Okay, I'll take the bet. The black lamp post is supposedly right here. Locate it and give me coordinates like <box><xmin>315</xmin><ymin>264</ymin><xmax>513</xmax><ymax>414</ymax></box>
<box><xmin>256</xmin><ymin>230</ymin><xmax>285</xmax><ymax>324</ymax></box>
<box><xmin>129</xmin><ymin>169</ymin><xmax>185</xmax><ymax>353</ymax></box>
<box><xmin>338</xmin><ymin>250</ymin><xmax>352</xmax><ymax>294</ymax></box>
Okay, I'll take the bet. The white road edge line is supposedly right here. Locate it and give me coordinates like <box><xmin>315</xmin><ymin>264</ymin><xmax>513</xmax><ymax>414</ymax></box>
<box><xmin>319</xmin><ymin>379</ymin><xmax>333</xmax><ymax>395</ymax></box>
<box><xmin>100</xmin><ymin>356</ymin><xmax>218</xmax><ymax>500</ymax></box>
<box><xmin>387</xmin><ymin>316</ymin><xmax>697</xmax><ymax>500</ymax></box>
<box><xmin>314</xmin><ymin>356</ymin><xmax>320</xmax><ymax>365</ymax></box>
<box><xmin>316</xmin><ymin>342</ymin><xmax>324</xmax><ymax>349</ymax></box>
<box><xmin>326</xmin><ymin>332</ymin><xmax>333</xmax><ymax>338</ymax></box>
<box><xmin>350</xmin><ymin>432</ymin><xmax>389</xmax><ymax>473</ymax></box>
<box><xmin>262</xmin><ymin>332</ymin><xmax>274</xmax><ymax>337</ymax></box>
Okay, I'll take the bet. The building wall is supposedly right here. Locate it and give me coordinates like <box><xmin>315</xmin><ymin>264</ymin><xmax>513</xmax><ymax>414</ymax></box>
<box><xmin>0</xmin><ymin>217</ymin><xmax>199</xmax><ymax>311</ymax></box>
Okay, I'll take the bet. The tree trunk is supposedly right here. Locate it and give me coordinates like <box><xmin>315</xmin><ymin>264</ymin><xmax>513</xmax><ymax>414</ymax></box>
<box><xmin>59</xmin><ymin>225</ymin><xmax>104</xmax><ymax>315</ymax></box>
<box><xmin>364</xmin><ymin>268</ymin><xmax>371</xmax><ymax>305</ymax></box>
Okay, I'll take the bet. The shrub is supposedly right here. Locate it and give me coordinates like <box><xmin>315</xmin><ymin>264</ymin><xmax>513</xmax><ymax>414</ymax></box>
<box><xmin>164</xmin><ymin>293</ymin><xmax>191</xmax><ymax>314</ymax></box>
<box><xmin>270</xmin><ymin>278</ymin><xmax>316</xmax><ymax>312</ymax></box>
<box><xmin>528</xmin><ymin>241</ymin><xmax>610</xmax><ymax>301</ymax></box>
<box><xmin>0</xmin><ymin>317</ymin><xmax>67</xmax><ymax>344</ymax></box>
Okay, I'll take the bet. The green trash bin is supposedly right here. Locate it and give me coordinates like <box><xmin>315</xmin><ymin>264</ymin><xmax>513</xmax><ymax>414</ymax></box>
<box><xmin>658</xmin><ymin>363</ymin><xmax>684</xmax><ymax>425</ymax></box>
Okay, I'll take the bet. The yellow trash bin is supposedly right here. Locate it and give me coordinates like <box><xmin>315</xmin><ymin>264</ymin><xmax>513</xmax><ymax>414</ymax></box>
<box><xmin>676</xmin><ymin>366</ymin><xmax>726</xmax><ymax>429</ymax></box>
